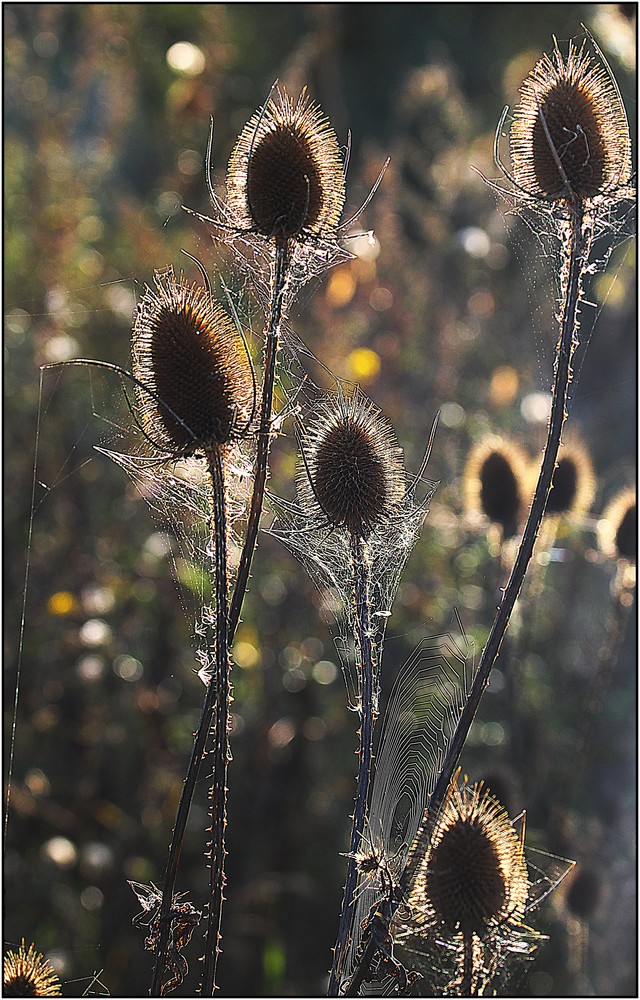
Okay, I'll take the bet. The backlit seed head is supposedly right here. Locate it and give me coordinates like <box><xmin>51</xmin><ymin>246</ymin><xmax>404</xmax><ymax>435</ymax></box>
<box><xmin>298</xmin><ymin>393</ymin><xmax>406</xmax><ymax>538</ymax></box>
<box><xmin>410</xmin><ymin>778</ymin><xmax>529</xmax><ymax>939</ymax></box>
<box><xmin>227</xmin><ymin>86</ymin><xmax>345</xmax><ymax>240</ymax></box>
<box><xmin>4</xmin><ymin>941</ymin><xmax>61</xmax><ymax>996</ymax></box>
<box><xmin>598</xmin><ymin>487</ymin><xmax>637</xmax><ymax>563</ymax></box>
<box><xmin>510</xmin><ymin>38</ymin><xmax>632</xmax><ymax>202</ymax></box>
<box><xmin>545</xmin><ymin>440</ymin><xmax>596</xmax><ymax>516</ymax></box>
<box><xmin>464</xmin><ymin>437</ymin><xmax>530</xmax><ymax>539</ymax></box>
<box><xmin>132</xmin><ymin>269</ymin><xmax>253</xmax><ymax>456</ymax></box>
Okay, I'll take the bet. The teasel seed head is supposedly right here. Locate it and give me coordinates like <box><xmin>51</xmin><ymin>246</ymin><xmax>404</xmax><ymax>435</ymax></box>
<box><xmin>227</xmin><ymin>86</ymin><xmax>346</xmax><ymax>241</ymax></box>
<box><xmin>410</xmin><ymin>777</ymin><xmax>529</xmax><ymax>939</ymax></box>
<box><xmin>598</xmin><ymin>487</ymin><xmax>637</xmax><ymax>563</ymax></box>
<box><xmin>510</xmin><ymin>37</ymin><xmax>632</xmax><ymax>203</ymax></box>
<box><xmin>464</xmin><ymin>437</ymin><xmax>530</xmax><ymax>539</ymax></box>
<box><xmin>298</xmin><ymin>393</ymin><xmax>406</xmax><ymax>539</ymax></box>
<box><xmin>545</xmin><ymin>440</ymin><xmax>596</xmax><ymax>516</ymax></box>
<box><xmin>132</xmin><ymin>269</ymin><xmax>254</xmax><ymax>457</ymax></box>
<box><xmin>565</xmin><ymin>865</ymin><xmax>601</xmax><ymax>920</ymax></box>
<box><xmin>4</xmin><ymin>941</ymin><xmax>61</xmax><ymax>996</ymax></box>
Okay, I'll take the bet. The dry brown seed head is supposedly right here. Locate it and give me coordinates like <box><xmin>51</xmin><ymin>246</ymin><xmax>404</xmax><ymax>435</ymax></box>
<box><xmin>132</xmin><ymin>270</ymin><xmax>253</xmax><ymax>456</ymax></box>
<box><xmin>227</xmin><ymin>87</ymin><xmax>345</xmax><ymax>240</ymax></box>
<box><xmin>4</xmin><ymin>941</ymin><xmax>61</xmax><ymax>997</ymax></box>
<box><xmin>510</xmin><ymin>38</ymin><xmax>632</xmax><ymax>202</ymax></box>
<box><xmin>410</xmin><ymin>778</ymin><xmax>529</xmax><ymax>940</ymax></box>
<box><xmin>299</xmin><ymin>395</ymin><xmax>406</xmax><ymax>538</ymax></box>
<box><xmin>566</xmin><ymin>866</ymin><xmax>601</xmax><ymax>920</ymax></box>
<box><xmin>464</xmin><ymin>437</ymin><xmax>530</xmax><ymax>538</ymax></box>
<box><xmin>545</xmin><ymin>440</ymin><xmax>596</xmax><ymax>516</ymax></box>
<box><xmin>599</xmin><ymin>487</ymin><xmax>637</xmax><ymax>563</ymax></box>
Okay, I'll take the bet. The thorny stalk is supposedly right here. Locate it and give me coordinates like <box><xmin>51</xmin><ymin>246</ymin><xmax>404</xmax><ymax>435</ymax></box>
<box><xmin>151</xmin><ymin>241</ymin><xmax>289</xmax><ymax>993</ymax></box>
<box><xmin>348</xmin><ymin>201</ymin><xmax>589</xmax><ymax>994</ymax></box>
<box><xmin>328</xmin><ymin>533</ymin><xmax>377</xmax><ymax>996</ymax></box>
<box><xmin>228</xmin><ymin>239</ymin><xmax>290</xmax><ymax>640</ymax></box>
<box><xmin>150</xmin><ymin>446</ymin><xmax>230</xmax><ymax>997</ymax></box>
<box><xmin>407</xmin><ymin>202</ymin><xmax>588</xmax><ymax>870</ymax></box>
<box><xmin>202</xmin><ymin>445</ymin><xmax>231</xmax><ymax>997</ymax></box>
<box><xmin>462</xmin><ymin>931</ymin><xmax>474</xmax><ymax>997</ymax></box>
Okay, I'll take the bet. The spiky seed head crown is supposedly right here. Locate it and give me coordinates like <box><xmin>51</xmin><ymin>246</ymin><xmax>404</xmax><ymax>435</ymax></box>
<box><xmin>4</xmin><ymin>941</ymin><xmax>62</xmax><ymax>997</ymax></box>
<box><xmin>227</xmin><ymin>87</ymin><xmax>346</xmax><ymax>240</ymax></box>
<box><xmin>299</xmin><ymin>394</ymin><xmax>406</xmax><ymax>538</ymax></box>
<box><xmin>545</xmin><ymin>440</ymin><xmax>596</xmax><ymax>516</ymax></box>
<box><xmin>510</xmin><ymin>38</ymin><xmax>632</xmax><ymax>202</ymax></box>
<box><xmin>464</xmin><ymin>437</ymin><xmax>529</xmax><ymax>539</ymax></box>
<box><xmin>411</xmin><ymin>778</ymin><xmax>529</xmax><ymax>939</ymax></box>
<box><xmin>132</xmin><ymin>270</ymin><xmax>253</xmax><ymax>456</ymax></box>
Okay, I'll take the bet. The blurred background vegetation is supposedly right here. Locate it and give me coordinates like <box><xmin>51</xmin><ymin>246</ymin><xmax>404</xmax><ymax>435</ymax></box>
<box><xmin>4</xmin><ymin>4</ymin><xmax>636</xmax><ymax>996</ymax></box>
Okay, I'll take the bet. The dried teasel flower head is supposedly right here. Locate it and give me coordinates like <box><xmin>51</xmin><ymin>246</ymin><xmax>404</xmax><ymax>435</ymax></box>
<box><xmin>464</xmin><ymin>437</ymin><xmax>530</xmax><ymax>539</ymax></box>
<box><xmin>132</xmin><ymin>268</ymin><xmax>254</xmax><ymax>458</ymax></box>
<box><xmin>544</xmin><ymin>439</ymin><xmax>596</xmax><ymax>517</ymax></box>
<box><xmin>598</xmin><ymin>486</ymin><xmax>637</xmax><ymax>563</ymax></box>
<box><xmin>4</xmin><ymin>940</ymin><xmax>61</xmax><ymax>996</ymax></box>
<box><xmin>298</xmin><ymin>391</ymin><xmax>406</xmax><ymax>539</ymax></box>
<box><xmin>509</xmin><ymin>36</ymin><xmax>633</xmax><ymax>203</ymax></box>
<box><xmin>227</xmin><ymin>86</ymin><xmax>346</xmax><ymax>242</ymax></box>
<box><xmin>409</xmin><ymin>776</ymin><xmax>530</xmax><ymax>940</ymax></box>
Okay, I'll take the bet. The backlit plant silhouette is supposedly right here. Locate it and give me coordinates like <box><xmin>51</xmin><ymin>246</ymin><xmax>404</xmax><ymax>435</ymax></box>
<box><xmin>6</xmin><ymin>14</ymin><xmax>635</xmax><ymax>999</ymax></box>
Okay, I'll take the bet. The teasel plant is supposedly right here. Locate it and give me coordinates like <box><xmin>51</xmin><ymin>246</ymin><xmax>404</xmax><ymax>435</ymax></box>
<box><xmin>44</xmin><ymin>265</ymin><xmax>255</xmax><ymax>995</ymax></box>
<box><xmin>127</xmin><ymin>269</ymin><xmax>258</xmax><ymax>996</ymax></box>
<box><xmin>347</xmin><ymin>31</ymin><xmax>633</xmax><ymax>993</ymax></box>
<box><xmin>463</xmin><ymin>436</ymin><xmax>530</xmax><ymax>544</ymax></box>
<box><xmin>422</xmin><ymin>26</ymin><xmax>634</xmax><ymax>863</ymax></box>
<box><xmin>268</xmin><ymin>384</ymin><xmax>436</xmax><ymax>994</ymax></box>
<box><xmin>142</xmin><ymin>88</ymin><xmax>350</xmax><ymax>993</ymax></box>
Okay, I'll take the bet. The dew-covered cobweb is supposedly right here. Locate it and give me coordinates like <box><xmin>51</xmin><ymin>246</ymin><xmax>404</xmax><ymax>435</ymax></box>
<box><xmin>267</xmin><ymin>380</ymin><xmax>438</xmax><ymax>713</ymax></box>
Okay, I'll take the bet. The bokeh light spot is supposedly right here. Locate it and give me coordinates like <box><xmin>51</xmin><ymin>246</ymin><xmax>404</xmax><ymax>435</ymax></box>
<box><xmin>47</xmin><ymin>591</ymin><xmax>78</xmax><ymax>616</ymax></box>
<box><xmin>166</xmin><ymin>41</ymin><xmax>205</xmax><ymax>76</ymax></box>
<box><xmin>347</xmin><ymin>347</ymin><xmax>381</xmax><ymax>384</ymax></box>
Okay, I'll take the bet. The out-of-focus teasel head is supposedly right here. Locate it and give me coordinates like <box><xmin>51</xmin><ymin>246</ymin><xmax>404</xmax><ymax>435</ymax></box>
<box><xmin>544</xmin><ymin>439</ymin><xmax>596</xmax><ymax>517</ymax></box>
<box><xmin>464</xmin><ymin>436</ymin><xmax>530</xmax><ymax>539</ymax></box>
<box><xmin>3</xmin><ymin>940</ymin><xmax>62</xmax><ymax>997</ymax></box>
<box><xmin>227</xmin><ymin>86</ymin><xmax>346</xmax><ymax>244</ymax></box>
<box><xmin>132</xmin><ymin>268</ymin><xmax>254</xmax><ymax>460</ymax></box>
<box><xmin>598</xmin><ymin>486</ymin><xmax>637</xmax><ymax>565</ymax></box>
<box><xmin>508</xmin><ymin>35</ymin><xmax>633</xmax><ymax>205</ymax></box>
<box><xmin>298</xmin><ymin>391</ymin><xmax>406</xmax><ymax>540</ymax></box>
<box><xmin>565</xmin><ymin>865</ymin><xmax>602</xmax><ymax>922</ymax></box>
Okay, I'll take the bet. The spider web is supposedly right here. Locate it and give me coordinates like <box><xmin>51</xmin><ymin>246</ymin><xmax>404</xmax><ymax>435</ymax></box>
<box><xmin>485</xmin><ymin>155</ymin><xmax>636</xmax><ymax>409</ymax></box>
<box><xmin>267</xmin><ymin>381</ymin><xmax>437</xmax><ymax>713</ymax></box>
<box><xmin>342</xmin><ymin>612</ymin><xmax>476</xmax><ymax>985</ymax></box>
